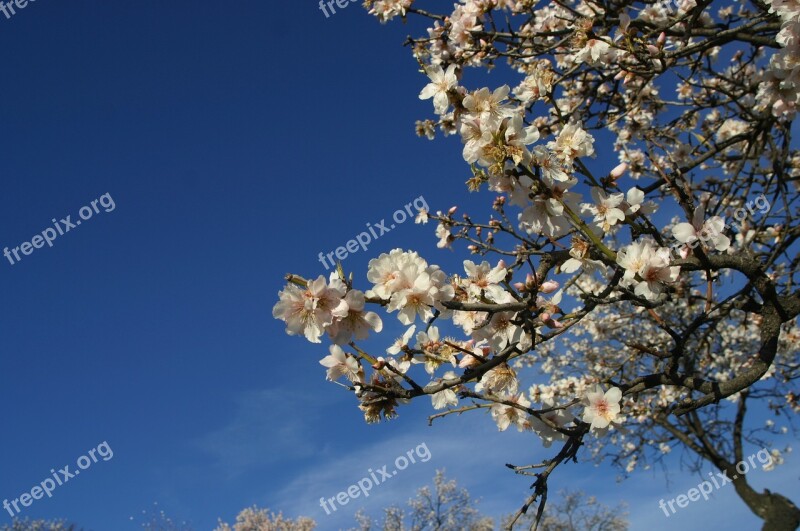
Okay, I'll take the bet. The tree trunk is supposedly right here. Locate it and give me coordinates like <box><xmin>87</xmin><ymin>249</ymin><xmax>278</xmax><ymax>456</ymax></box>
<box><xmin>729</xmin><ymin>467</ymin><xmax>800</xmax><ymax>531</ymax></box>
<box><xmin>754</xmin><ymin>491</ymin><xmax>800</xmax><ymax>531</ymax></box>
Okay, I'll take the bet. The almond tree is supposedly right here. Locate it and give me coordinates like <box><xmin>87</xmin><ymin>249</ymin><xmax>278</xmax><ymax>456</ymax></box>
<box><xmin>0</xmin><ymin>521</ymin><xmax>80</xmax><ymax>531</ymax></box>
<box><xmin>352</xmin><ymin>470</ymin><xmax>494</xmax><ymax>531</ymax></box>
<box><xmin>502</xmin><ymin>489</ymin><xmax>627</xmax><ymax>531</ymax></box>
<box><xmin>214</xmin><ymin>507</ymin><xmax>315</xmax><ymax>531</ymax></box>
<box><xmin>274</xmin><ymin>0</ymin><xmax>800</xmax><ymax>528</ymax></box>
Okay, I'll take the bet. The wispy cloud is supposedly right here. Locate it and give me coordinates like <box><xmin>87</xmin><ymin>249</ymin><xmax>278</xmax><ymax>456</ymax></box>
<box><xmin>265</xmin><ymin>418</ymin><xmax>549</xmax><ymax>529</ymax></box>
<box><xmin>195</xmin><ymin>388</ymin><xmax>322</xmax><ymax>478</ymax></box>
<box><xmin>195</xmin><ymin>389</ymin><xmax>799</xmax><ymax>530</ymax></box>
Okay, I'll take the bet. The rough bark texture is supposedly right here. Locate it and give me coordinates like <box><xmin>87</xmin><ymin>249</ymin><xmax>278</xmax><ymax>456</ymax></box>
<box><xmin>730</xmin><ymin>470</ymin><xmax>800</xmax><ymax>531</ymax></box>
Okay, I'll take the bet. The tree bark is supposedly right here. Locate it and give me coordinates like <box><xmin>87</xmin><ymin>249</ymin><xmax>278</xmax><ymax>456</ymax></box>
<box><xmin>728</xmin><ymin>468</ymin><xmax>800</xmax><ymax>531</ymax></box>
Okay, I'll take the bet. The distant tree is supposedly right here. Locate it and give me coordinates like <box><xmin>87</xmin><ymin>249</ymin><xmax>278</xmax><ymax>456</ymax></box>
<box><xmin>4</xmin><ymin>476</ymin><xmax>625</xmax><ymax>531</ymax></box>
<box><xmin>213</xmin><ymin>506</ymin><xmax>315</xmax><ymax>531</ymax></box>
<box><xmin>503</xmin><ymin>489</ymin><xmax>628</xmax><ymax>531</ymax></box>
<box><xmin>0</xmin><ymin>519</ymin><xmax>80</xmax><ymax>531</ymax></box>
<box><xmin>351</xmin><ymin>469</ymin><xmax>494</xmax><ymax>531</ymax></box>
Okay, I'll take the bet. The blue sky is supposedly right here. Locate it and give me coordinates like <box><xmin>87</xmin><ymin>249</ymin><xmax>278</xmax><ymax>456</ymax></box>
<box><xmin>0</xmin><ymin>1</ymin><xmax>796</xmax><ymax>530</ymax></box>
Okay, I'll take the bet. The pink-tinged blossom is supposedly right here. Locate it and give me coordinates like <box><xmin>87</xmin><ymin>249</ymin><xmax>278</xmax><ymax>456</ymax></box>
<box><xmin>462</xmin><ymin>85</ymin><xmax>515</xmax><ymax>129</ymax></box>
<box><xmin>537</xmin><ymin>289</ymin><xmax>565</xmax><ymax>328</ymax></box>
<box><xmin>561</xmin><ymin>237</ymin><xmax>606</xmax><ymax>275</ymax></box>
<box><xmin>582</xmin><ymin>187</ymin><xmax>626</xmax><ymax>233</ymax></box>
<box><xmin>419</xmin><ymin>64</ymin><xmax>459</xmax><ymax>115</ymax></box>
<box><xmin>369</xmin><ymin>0</ymin><xmax>413</xmax><ymax>23</ymax></box>
<box><xmin>452</xmin><ymin>308</ymin><xmax>488</xmax><ymax>336</ymax></box>
<box><xmin>272</xmin><ymin>275</ymin><xmax>348</xmax><ymax>343</ymax></box>
<box><xmin>319</xmin><ymin>345</ymin><xmax>361</xmax><ymax>382</ymax></box>
<box><xmin>366</xmin><ymin>249</ymin><xmax>423</xmax><ymax>300</ymax></box>
<box><xmin>476</xmin><ymin>363</ymin><xmax>519</xmax><ymax>395</ymax></box>
<box><xmin>458</xmin><ymin>342</ymin><xmax>490</xmax><ymax>369</ymax></box>
<box><xmin>435</xmin><ymin>222</ymin><xmax>453</xmax><ymax>249</ymax></box>
<box><xmin>474</xmin><ymin>309</ymin><xmax>531</xmax><ymax>352</ymax></box>
<box><xmin>512</xmin><ymin>61</ymin><xmax>555</xmax><ymax>104</ymax></box>
<box><xmin>459</xmin><ymin>117</ymin><xmax>492</xmax><ymax>164</ymax></box>
<box><xmin>518</xmin><ymin>183</ymin><xmax>580</xmax><ymax>239</ymax></box>
<box><xmin>388</xmin><ymin>269</ymin><xmax>453</xmax><ymax>325</ymax></box>
<box><xmin>414</xmin><ymin>325</ymin><xmax>454</xmax><ymax>375</ymax></box>
<box><xmin>490</xmin><ymin>393</ymin><xmax>531</xmax><ymax>432</ymax></box>
<box><xmin>624</xmin><ymin>187</ymin><xmax>657</xmax><ymax>216</ymax></box>
<box><xmin>326</xmin><ymin>289</ymin><xmax>383</xmax><ymax>344</ymax></box>
<box><xmin>366</xmin><ymin>250</ymin><xmax>454</xmax><ymax>325</ymax></box>
<box><xmin>575</xmin><ymin>38</ymin><xmax>613</xmax><ymax>65</ymax></box>
<box><xmin>387</xmin><ymin>325</ymin><xmax>416</xmax><ymax>355</ymax></box>
<box><xmin>531</xmin><ymin>398</ymin><xmax>570</xmax><ymax>447</ymax></box>
<box><xmin>531</xmin><ymin>146</ymin><xmax>571</xmax><ymax>184</ymax></box>
<box><xmin>431</xmin><ymin>371</ymin><xmax>460</xmax><ymax>410</ymax></box>
<box><xmin>478</xmin><ymin>114</ymin><xmax>540</xmax><ymax>168</ymax></box>
<box><xmin>672</xmin><ymin>207</ymin><xmax>731</xmax><ymax>252</ymax></box>
<box><xmin>462</xmin><ymin>259</ymin><xmax>507</xmax><ymax>302</ymax></box>
<box><xmin>547</xmin><ymin>123</ymin><xmax>595</xmax><ymax>164</ymax></box>
<box><xmin>617</xmin><ymin>241</ymin><xmax>680</xmax><ymax>301</ymax></box>
<box><xmin>582</xmin><ymin>384</ymin><xmax>622</xmax><ymax>432</ymax></box>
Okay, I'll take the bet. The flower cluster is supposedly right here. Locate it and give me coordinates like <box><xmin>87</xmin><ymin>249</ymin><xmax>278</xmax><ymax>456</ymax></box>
<box><xmin>760</xmin><ymin>0</ymin><xmax>800</xmax><ymax>117</ymax></box>
<box><xmin>616</xmin><ymin>241</ymin><xmax>680</xmax><ymax>301</ymax></box>
<box><xmin>365</xmin><ymin>249</ymin><xmax>454</xmax><ymax>325</ymax></box>
<box><xmin>272</xmin><ymin>274</ymin><xmax>382</xmax><ymax>344</ymax></box>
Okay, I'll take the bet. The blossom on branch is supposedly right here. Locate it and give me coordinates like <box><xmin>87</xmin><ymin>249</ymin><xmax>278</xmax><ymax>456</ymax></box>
<box><xmin>319</xmin><ymin>345</ymin><xmax>362</xmax><ymax>382</ymax></box>
<box><xmin>272</xmin><ymin>274</ymin><xmax>348</xmax><ymax>343</ymax></box>
<box><xmin>582</xmin><ymin>384</ymin><xmax>623</xmax><ymax>433</ymax></box>
<box><xmin>419</xmin><ymin>64</ymin><xmax>459</xmax><ymax>115</ymax></box>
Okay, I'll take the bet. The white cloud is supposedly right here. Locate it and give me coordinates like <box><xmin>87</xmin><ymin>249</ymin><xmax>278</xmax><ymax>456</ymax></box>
<box><xmin>266</xmin><ymin>417</ymin><xmax>546</xmax><ymax>528</ymax></box>
<box><xmin>195</xmin><ymin>388</ymin><xmax>324</xmax><ymax>477</ymax></box>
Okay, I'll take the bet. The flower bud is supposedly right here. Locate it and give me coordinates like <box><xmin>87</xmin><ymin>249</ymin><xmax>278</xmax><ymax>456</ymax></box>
<box><xmin>609</xmin><ymin>162</ymin><xmax>628</xmax><ymax>179</ymax></box>
<box><xmin>458</xmin><ymin>353</ymin><xmax>482</xmax><ymax>369</ymax></box>
<box><xmin>539</xmin><ymin>280</ymin><xmax>560</xmax><ymax>294</ymax></box>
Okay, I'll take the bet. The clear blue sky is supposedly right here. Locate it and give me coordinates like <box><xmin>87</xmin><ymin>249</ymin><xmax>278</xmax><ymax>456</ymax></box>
<box><xmin>0</xmin><ymin>2</ymin><xmax>795</xmax><ymax>530</ymax></box>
